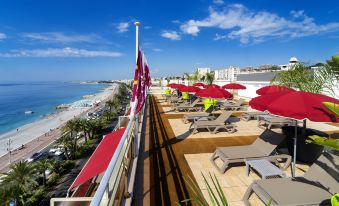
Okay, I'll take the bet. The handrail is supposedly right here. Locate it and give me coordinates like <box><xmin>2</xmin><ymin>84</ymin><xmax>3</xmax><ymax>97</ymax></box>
<box><xmin>90</xmin><ymin>114</ymin><xmax>135</xmax><ymax>206</ymax></box>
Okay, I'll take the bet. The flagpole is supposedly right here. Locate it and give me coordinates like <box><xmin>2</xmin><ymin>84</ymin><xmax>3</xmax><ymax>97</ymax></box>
<box><xmin>135</xmin><ymin>21</ymin><xmax>140</xmax><ymax>63</ymax></box>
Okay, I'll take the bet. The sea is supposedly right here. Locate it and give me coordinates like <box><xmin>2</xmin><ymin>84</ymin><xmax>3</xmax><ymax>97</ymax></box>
<box><xmin>0</xmin><ymin>81</ymin><xmax>109</xmax><ymax>135</ymax></box>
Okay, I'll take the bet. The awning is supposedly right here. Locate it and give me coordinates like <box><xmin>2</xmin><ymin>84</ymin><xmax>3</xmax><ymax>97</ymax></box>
<box><xmin>69</xmin><ymin>127</ymin><xmax>126</xmax><ymax>191</ymax></box>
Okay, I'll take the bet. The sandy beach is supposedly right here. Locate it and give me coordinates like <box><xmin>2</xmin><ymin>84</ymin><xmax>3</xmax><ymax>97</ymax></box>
<box><xmin>0</xmin><ymin>83</ymin><xmax>118</xmax><ymax>170</ymax></box>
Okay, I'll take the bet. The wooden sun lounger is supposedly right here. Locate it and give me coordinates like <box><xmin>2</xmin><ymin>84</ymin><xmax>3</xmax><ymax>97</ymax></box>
<box><xmin>210</xmin><ymin>130</ymin><xmax>289</xmax><ymax>173</ymax></box>
<box><xmin>243</xmin><ymin>152</ymin><xmax>339</xmax><ymax>206</ymax></box>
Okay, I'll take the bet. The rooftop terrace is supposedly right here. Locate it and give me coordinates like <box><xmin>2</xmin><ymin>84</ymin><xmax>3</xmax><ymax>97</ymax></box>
<box><xmin>132</xmin><ymin>93</ymin><xmax>339</xmax><ymax>206</ymax></box>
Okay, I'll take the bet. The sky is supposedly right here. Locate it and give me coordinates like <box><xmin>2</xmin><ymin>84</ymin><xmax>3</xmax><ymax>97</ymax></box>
<box><xmin>0</xmin><ymin>0</ymin><xmax>338</xmax><ymax>81</ymax></box>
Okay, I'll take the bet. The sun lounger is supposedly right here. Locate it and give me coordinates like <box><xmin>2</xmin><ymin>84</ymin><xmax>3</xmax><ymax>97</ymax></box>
<box><xmin>189</xmin><ymin>111</ymin><xmax>236</xmax><ymax>134</ymax></box>
<box><xmin>241</xmin><ymin>111</ymin><xmax>268</xmax><ymax>121</ymax></box>
<box><xmin>243</xmin><ymin>152</ymin><xmax>339</xmax><ymax>206</ymax></box>
<box><xmin>210</xmin><ymin>130</ymin><xmax>288</xmax><ymax>173</ymax></box>
<box><xmin>182</xmin><ymin>106</ymin><xmax>215</xmax><ymax>123</ymax></box>
<box><xmin>176</xmin><ymin>99</ymin><xmax>201</xmax><ymax>112</ymax></box>
<box><xmin>258</xmin><ymin>116</ymin><xmax>293</xmax><ymax>129</ymax></box>
<box><xmin>221</xmin><ymin>99</ymin><xmax>245</xmax><ymax>111</ymax></box>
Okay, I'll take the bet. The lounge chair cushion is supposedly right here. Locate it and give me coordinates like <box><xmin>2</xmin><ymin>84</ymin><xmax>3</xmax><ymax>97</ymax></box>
<box><xmin>256</xmin><ymin>178</ymin><xmax>333</xmax><ymax>205</ymax></box>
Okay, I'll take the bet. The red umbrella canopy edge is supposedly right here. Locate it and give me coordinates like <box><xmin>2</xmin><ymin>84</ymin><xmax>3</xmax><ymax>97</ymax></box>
<box><xmin>193</xmin><ymin>82</ymin><xmax>205</xmax><ymax>87</ymax></box>
<box><xmin>180</xmin><ymin>86</ymin><xmax>201</xmax><ymax>93</ymax></box>
<box><xmin>195</xmin><ymin>87</ymin><xmax>233</xmax><ymax>99</ymax></box>
<box><xmin>223</xmin><ymin>83</ymin><xmax>246</xmax><ymax>90</ymax></box>
<box><xmin>256</xmin><ymin>85</ymin><xmax>295</xmax><ymax>95</ymax></box>
<box><xmin>267</xmin><ymin>91</ymin><xmax>339</xmax><ymax>122</ymax></box>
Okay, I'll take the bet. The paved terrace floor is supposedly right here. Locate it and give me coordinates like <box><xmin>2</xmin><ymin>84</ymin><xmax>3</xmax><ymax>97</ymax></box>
<box><xmin>133</xmin><ymin>95</ymin><xmax>339</xmax><ymax>206</ymax></box>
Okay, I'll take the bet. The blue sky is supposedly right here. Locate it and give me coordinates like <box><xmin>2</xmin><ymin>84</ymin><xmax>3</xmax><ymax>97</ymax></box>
<box><xmin>0</xmin><ymin>0</ymin><xmax>338</xmax><ymax>81</ymax></box>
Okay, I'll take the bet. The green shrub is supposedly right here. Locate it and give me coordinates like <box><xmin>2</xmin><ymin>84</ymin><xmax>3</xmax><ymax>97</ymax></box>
<box><xmin>46</xmin><ymin>173</ymin><xmax>60</xmax><ymax>187</ymax></box>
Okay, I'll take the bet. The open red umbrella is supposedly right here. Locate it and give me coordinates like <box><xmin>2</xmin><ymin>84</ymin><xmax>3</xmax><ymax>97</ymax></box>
<box><xmin>193</xmin><ymin>82</ymin><xmax>205</xmax><ymax>87</ymax></box>
<box><xmin>249</xmin><ymin>90</ymin><xmax>339</xmax><ymax>176</ymax></box>
<box><xmin>195</xmin><ymin>87</ymin><xmax>233</xmax><ymax>99</ymax></box>
<box><xmin>167</xmin><ymin>83</ymin><xmax>184</xmax><ymax>89</ymax></box>
<box><xmin>204</xmin><ymin>84</ymin><xmax>220</xmax><ymax>88</ymax></box>
<box><xmin>222</xmin><ymin>83</ymin><xmax>246</xmax><ymax>90</ymax></box>
<box><xmin>256</xmin><ymin>85</ymin><xmax>294</xmax><ymax>95</ymax></box>
<box><xmin>180</xmin><ymin>86</ymin><xmax>201</xmax><ymax>93</ymax></box>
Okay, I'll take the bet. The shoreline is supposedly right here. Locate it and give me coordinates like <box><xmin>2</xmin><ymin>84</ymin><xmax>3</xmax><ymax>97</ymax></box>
<box><xmin>0</xmin><ymin>83</ymin><xmax>118</xmax><ymax>159</ymax></box>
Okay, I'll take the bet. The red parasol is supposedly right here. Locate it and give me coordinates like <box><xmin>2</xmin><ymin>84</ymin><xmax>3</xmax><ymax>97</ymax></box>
<box><xmin>256</xmin><ymin>85</ymin><xmax>295</xmax><ymax>95</ymax></box>
<box><xmin>249</xmin><ymin>90</ymin><xmax>339</xmax><ymax>176</ymax></box>
<box><xmin>204</xmin><ymin>84</ymin><xmax>221</xmax><ymax>88</ymax></box>
<box><xmin>167</xmin><ymin>83</ymin><xmax>184</xmax><ymax>89</ymax></box>
<box><xmin>193</xmin><ymin>82</ymin><xmax>205</xmax><ymax>87</ymax></box>
<box><xmin>222</xmin><ymin>83</ymin><xmax>246</xmax><ymax>90</ymax></box>
<box><xmin>195</xmin><ymin>87</ymin><xmax>233</xmax><ymax>99</ymax></box>
<box><xmin>250</xmin><ymin>91</ymin><xmax>339</xmax><ymax>122</ymax></box>
<box><xmin>180</xmin><ymin>86</ymin><xmax>201</xmax><ymax>93</ymax></box>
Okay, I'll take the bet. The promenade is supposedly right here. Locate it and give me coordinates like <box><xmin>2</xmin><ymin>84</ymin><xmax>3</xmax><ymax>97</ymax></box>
<box><xmin>0</xmin><ymin>84</ymin><xmax>118</xmax><ymax>173</ymax></box>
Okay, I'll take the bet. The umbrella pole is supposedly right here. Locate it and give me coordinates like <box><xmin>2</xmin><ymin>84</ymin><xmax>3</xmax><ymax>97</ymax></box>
<box><xmin>293</xmin><ymin>120</ymin><xmax>298</xmax><ymax>177</ymax></box>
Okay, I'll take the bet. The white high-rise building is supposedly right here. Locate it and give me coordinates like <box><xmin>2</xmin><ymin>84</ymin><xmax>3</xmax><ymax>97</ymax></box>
<box><xmin>214</xmin><ymin>66</ymin><xmax>240</xmax><ymax>81</ymax></box>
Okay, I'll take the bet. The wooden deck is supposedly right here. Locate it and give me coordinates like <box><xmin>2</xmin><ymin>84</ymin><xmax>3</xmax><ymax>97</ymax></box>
<box><xmin>132</xmin><ymin>95</ymin><xmax>337</xmax><ymax>206</ymax></box>
<box><xmin>132</xmin><ymin>96</ymin><xmax>257</xmax><ymax>205</ymax></box>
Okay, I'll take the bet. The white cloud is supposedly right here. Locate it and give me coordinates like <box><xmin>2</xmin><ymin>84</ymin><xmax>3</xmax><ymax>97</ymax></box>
<box><xmin>117</xmin><ymin>22</ymin><xmax>130</xmax><ymax>33</ymax></box>
<box><xmin>180</xmin><ymin>4</ymin><xmax>339</xmax><ymax>44</ymax></box>
<box><xmin>213</xmin><ymin>0</ymin><xmax>224</xmax><ymax>5</ymax></box>
<box><xmin>21</xmin><ymin>32</ymin><xmax>100</xmax><ymax>43</ymax></box>
<box><xmin>153</xmin><ymin>48</ymin><xmax>163</xmax><ymax>52</ymax></box>
<box><xmin>213</xmin><ymin>33</ymin><xmax>227</xmax><ymax>40</ymax></box>
<box><xmin>161</xmin><ymin>30</ymin><xmax>181</xmax><ymax>40</ymax></box>
<box><xmin>0</xmin><ymin>47</ymin><xmax>123</xmax><ymax>58</ymax></box>
<box><xmin>0</xmin><ymin>33</ymin><xmax>7</xmax><ymax>41</ymax></box>
<box><xmin>290</xmin><ymin>10</ymin><xmax>305</xmax><ymax>18</ymax></box>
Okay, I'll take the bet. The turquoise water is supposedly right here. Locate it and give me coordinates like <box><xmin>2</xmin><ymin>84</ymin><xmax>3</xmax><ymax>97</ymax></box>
<box><xmin>0</xmin><ymin>82</ymin><xmax>109</xmax><ymax>135</ymax></box>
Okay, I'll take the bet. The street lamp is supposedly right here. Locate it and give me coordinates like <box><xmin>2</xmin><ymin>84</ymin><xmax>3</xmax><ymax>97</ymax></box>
<box><xmin>7</xmin><ymin>138</ymin><xmax>12</xmax><ymax>164</ymax></box>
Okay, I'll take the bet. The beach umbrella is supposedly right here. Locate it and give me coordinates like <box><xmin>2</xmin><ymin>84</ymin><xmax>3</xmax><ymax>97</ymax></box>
<box><xmin>203</xmin><ymin>84</ymin><xmax>221</xmax><ymax>88</ymax></box>
<box><xmin>249</xmin><ymin>91</ymin><xmax>339</xmax><ymax>176</ymax></box>
<box><xmin>193</xmin><ymin>82</ymin><xmax>205</xmax><ymax>87</ymax></box>
<box><xmin>256</xmin><ymin>85</ymin><xmax>295</xmax><ymax>95</ymax></box>
<box><xmin>167</xmin><ymin>83</ymin><xmax>184</xmax><ymax>89</ymax></box>
<box><xmin>180</xmin><ymin>86</ymin><xmax>201</xmax><ymax>93</ymax></box>
<box><xmin>195</xmin><ymin>87</ymin><xmax>233</xmax><ymax>99</ymax></box>
<box><xmin>222</xmin><ymin>83</ymin><xmax>246</xmax><ymax>90</ymax></box>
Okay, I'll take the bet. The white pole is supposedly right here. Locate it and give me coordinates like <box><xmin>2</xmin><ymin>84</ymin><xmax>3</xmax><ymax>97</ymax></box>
<box><xmin>135</xmin><ymin>22</ymin><xmax>140</xmax><ymax>63</ymax></box>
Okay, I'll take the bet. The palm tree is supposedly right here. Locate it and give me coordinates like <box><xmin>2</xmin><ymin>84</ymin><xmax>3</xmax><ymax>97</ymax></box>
<box><xmin>56</xmin><ymin>133</ymin><xmax>73</xmax><ymax>160</ymax></box>
<box><xmin>205</xmin><ymin>72</ymin><xmax>215</xmax><ymax>85</ymax></box>
<box><xmin>33</xmin><ymin>159</ymin><xmax>53</xmax><ymax>186</ymax></box>
<box><xmin>4</xmin><ymin>161</ymin><xmax>38</xmax><ymax>203</ymax></box>
<box><xmin>106</xmin><ymin>99</ymin><xmax>115</xmax><ymax>113</ymax></box>
<box><xmin>271</xmin><ymin>59</ymin><xmax>338</xmax><ymax>96</ymax></box>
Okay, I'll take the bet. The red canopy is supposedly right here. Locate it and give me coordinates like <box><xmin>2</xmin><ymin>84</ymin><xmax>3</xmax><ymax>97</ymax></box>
<box><xmin>193</xmin><ymin>82</ymin><xmax>205</xmax><ymax>87</ymax></box>
<box><xmin>167</xmin><ymin>83</ymin><xmax>184</xmax><ymax>89</ymax></box>
<box><xmin>180</xmin><ymin>86</ymin><xmax>201</xmax><ymax>93</ymax></box>
<box><xmin>204</xmin><ymin>84</ymin><xmax>221</xmax><ymax>88</ymax></box>
<box><xmin>222</xmin><ymin>83</ymin><xmax>246</xmax><ymax>90</ymax></box>
<box><xmin>256</xmin><ymin>85</ymin><xmax>294</xmax><ymax>95</ymax></box>
<box><xmin>195</xmin><ymin>87</ymin><xmax>233</xmax><ymax>99</ymax></box>
<box><xmin>69</xmin><ymin>128</ymin><xmax>126</xmax><ymax>191</ymax></box>
<box><xmin>250</xmin><ymin>91</ymin><xmax>339</xmax><ymax>122</ymax></box>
